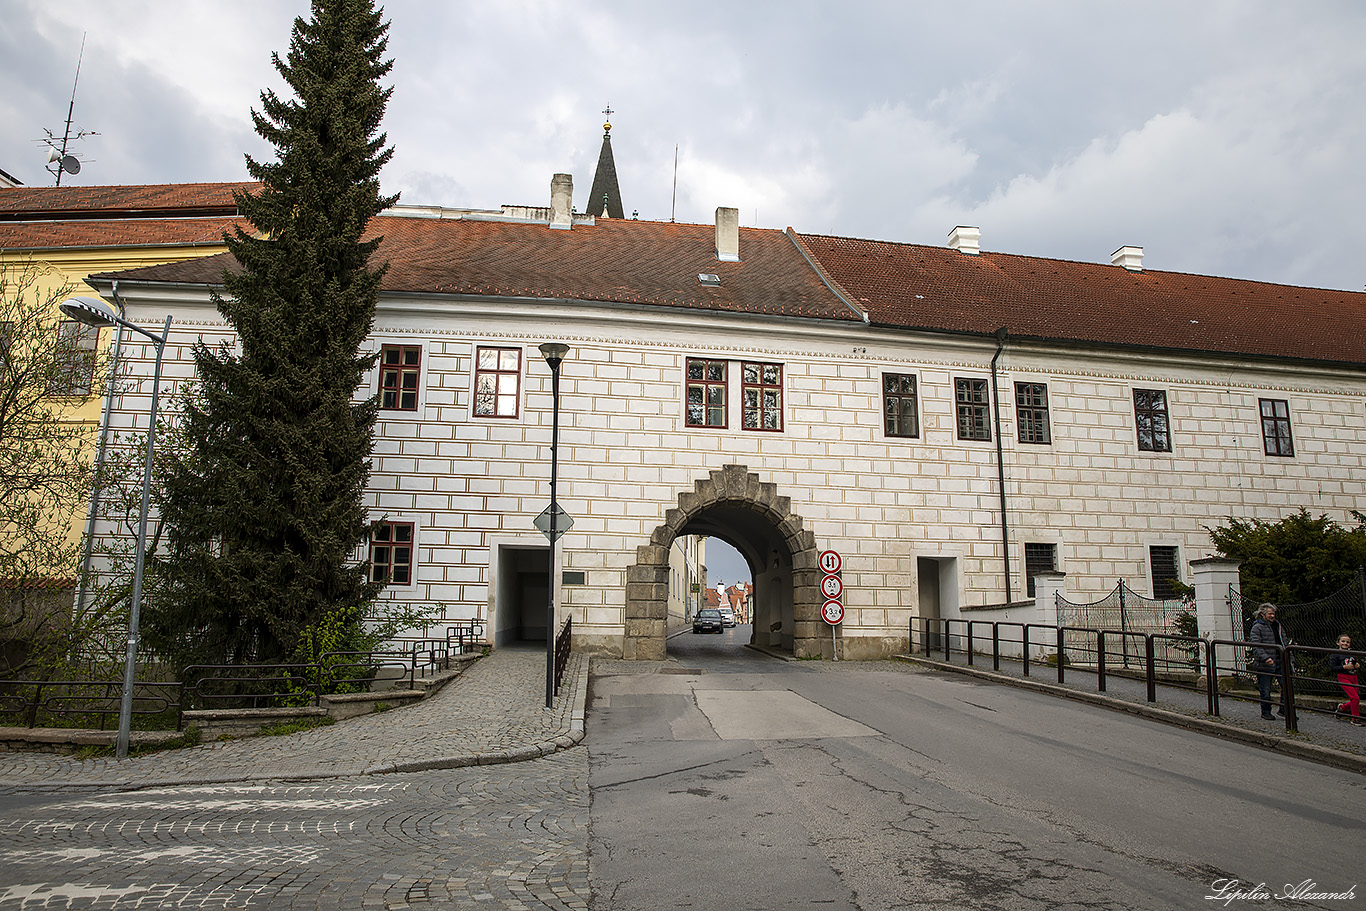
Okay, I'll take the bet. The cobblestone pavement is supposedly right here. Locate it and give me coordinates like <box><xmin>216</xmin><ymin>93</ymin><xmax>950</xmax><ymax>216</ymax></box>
<box><xmin>0</xmin><ymin>754</ymin><xmax>589</xmax><ymax>910</ymax></box>
<box><xmin>0</xmin><ymin>647</ymin><xmax>591</xmax><ymax>910</ymax></box>
<box><xmin>0</xmin><ymin>646</ymin><xmax>587</xmax><ymax>790</ymax></box>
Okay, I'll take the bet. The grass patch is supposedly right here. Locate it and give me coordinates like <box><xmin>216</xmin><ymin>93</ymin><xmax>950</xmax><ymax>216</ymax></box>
<box><xmin>72</xmin><ymin>726</ymin><xmax>204</xmax><ymax>760</ymax></box>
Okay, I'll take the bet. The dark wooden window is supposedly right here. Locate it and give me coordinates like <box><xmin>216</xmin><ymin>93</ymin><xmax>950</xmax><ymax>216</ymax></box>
<box><xmin>883</xmin><ymin>373</ymin><xmax>919</xmax><ymax>438</ymax></box>
<box><xmin>1133</xmin><ymin>388</ymin><xmax>1171</xmax><ymax>452</ymax></box>
<box><xmin>370</xmin><ymin>522</ymin><xmax>414</xmax><ymax>585</ymax></box>
<box><xmin>474</xmin><ymin>347</ymin><xmax>521</xmax><ymax>418</ymax></box>
<box><xmin>955</xmin><ymin>377</ymin><xmax>991</xmax><ymax>441</ymax></box>
<box><xmin>49</xmin><ymin>320</ymin><xmax>99</xmax><ymax>396</ymax></box>
<box><xmin>686</xmin><ymin>358</ymin><xmax>727</xmax><ymax>428</ymax></box>
<box><xmin>1259</xmin><ymin>398</ymin><xmax>1294</xmax><ymax>457</ymax></box>
<box><xmin>741</xmin><ymin>362</ymin><xmax>783</xmax><ymax>431</ymax></box>
<box><xmin>1015</xmin><ymin>382</ymin><xmax>1051</xmax><ymax>444</ymax></box>
<box><xmin>1024</xmin><ymin>543</ymin><xmax>1056</xmax><ymax>598</ymax></box>
<box><xmin>1150</xmin><ymin>546</ymin><xmax>1181</xmax><ymax>600</ymax></box>
<box><xmin>379</xmin><ymin>345</ymin><xmax>421</xmax><ymax>411</ymax></box>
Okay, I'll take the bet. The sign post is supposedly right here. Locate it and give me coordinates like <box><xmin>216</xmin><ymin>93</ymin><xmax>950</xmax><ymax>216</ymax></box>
<box><xmin>819</xmin><ymin>550</ymin><xmax>843</xmax><ymax>661</ymax></box>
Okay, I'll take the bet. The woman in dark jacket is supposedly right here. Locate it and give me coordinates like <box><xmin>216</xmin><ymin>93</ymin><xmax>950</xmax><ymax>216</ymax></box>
<box><xmin>1248</xmin><ymin>603</ymin><xmax>1286</xmax><ymax>720</ymax></box>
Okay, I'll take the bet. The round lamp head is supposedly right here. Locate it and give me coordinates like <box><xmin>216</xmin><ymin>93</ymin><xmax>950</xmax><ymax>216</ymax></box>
<box><xmin>538</xmin><ymin>342</ymin><xmax>570</xmax><ymax>368</ymax></box>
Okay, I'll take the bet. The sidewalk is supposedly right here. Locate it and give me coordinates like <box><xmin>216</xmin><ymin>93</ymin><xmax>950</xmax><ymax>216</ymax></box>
<box><xmin>0</xmin><ymin>645</ymin><xmax>589</xmax><ymax>790</ymax></box>
<box><xmin>899</xmin><ymin>652</ymin><xmax>1366</xmax><ymax>774</ymax></box>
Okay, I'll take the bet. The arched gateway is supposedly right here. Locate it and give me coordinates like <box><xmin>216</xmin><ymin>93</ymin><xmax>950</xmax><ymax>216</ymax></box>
<box><xmin>623</xmin><ymin>464</ymin><xmax>825</xmax><ymax>660</ymax></box>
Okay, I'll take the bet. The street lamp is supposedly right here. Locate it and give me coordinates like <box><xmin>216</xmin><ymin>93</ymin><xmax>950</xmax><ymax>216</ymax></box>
<box><xmin>538</xmin><ymin>342</ymin><xmax>569</xmax><ymax>709</ymax></box>
<box><xmin>59</xmin><ymin>296</ymin><xmax>171</xmax><ymax>759</ymax></box>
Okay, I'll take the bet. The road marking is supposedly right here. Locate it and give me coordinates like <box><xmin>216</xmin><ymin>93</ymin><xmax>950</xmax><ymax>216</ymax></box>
<box><xmin>693</xmin><ymin>690</ymin><xmax>878</xmax><ymax>740</ymax></box>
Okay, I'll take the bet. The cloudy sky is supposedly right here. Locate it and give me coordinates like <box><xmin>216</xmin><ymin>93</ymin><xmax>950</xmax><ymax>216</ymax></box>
<box><xmin>4</xmin><ymin>0</ymin><xmax>1366</xmax><ymax>298</ymax></box>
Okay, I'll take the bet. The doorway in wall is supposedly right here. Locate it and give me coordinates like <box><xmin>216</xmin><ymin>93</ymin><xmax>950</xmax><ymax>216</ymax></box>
<box><xmin>493</xmin><ymin>545</ymin><xmax>550</xmax><ymax>647</ymax></box>
<box><xmin>624</xmin><ymin>464</ymin><xmax>822</xmax><ymax>660</ymax></box>
<box><xmin>917</xmin><ymin>557</ymin><xmax>958</xmax><ymax>652</ymax></box>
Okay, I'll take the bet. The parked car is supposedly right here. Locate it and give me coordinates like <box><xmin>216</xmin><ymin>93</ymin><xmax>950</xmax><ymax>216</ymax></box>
<box><xmin>693</xmin><ymin>609</ymin><xmax>724</xmax><ymax>634</ymax></box>
<box><xmin>718</xmin><ymin>606</ymin><xmax>737</xmax><ymax>627</ymax></box>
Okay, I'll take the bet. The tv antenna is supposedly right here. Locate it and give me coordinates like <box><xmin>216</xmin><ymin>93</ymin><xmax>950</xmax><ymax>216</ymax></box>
<box><xmin>40</xmin><ymin>33</ymin><xmax>98</xmax><ymax>185</ymax></box>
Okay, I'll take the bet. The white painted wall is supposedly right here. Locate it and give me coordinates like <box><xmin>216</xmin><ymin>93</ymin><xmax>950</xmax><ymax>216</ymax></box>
<box><xmin>97</xmin><ymin>285</ymin><xmax>1366</xmax><ymax>657</ymax></box>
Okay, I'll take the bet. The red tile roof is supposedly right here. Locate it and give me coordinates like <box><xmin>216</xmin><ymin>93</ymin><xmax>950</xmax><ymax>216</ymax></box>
<box><xmin>796</xmin><ymin>233</ymin><xmax>1366</xmax><ymax>365</ymax></box>
<box><xmin>86</xmin><ymin>212</ymin><xmax>1366</xmax><ymax>367</ymax></box>
<box><xmin>0</xmin><ymin>182</ymin><xmax>259</xmax><ymax>218</ymax></box>
<box><xmin>97</xmin><ymin>216</ymin><xmax>863</xmax><ymax>321</ymax></box>
<box><xmin>0</xmin><ymin>216</ymin><xmax>250</xmax><ymax>250</ymax></box>
<box><xmin>0</xmin><ymin>182</ymin><xmax>259</xmax><ymax>251</ymax></box>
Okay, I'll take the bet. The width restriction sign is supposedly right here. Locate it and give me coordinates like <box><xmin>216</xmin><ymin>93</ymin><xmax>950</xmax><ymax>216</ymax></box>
<box><xmin>822</xmin><ymin>599</ymin><xmax>845</xmax><ymax>625</ymax></box>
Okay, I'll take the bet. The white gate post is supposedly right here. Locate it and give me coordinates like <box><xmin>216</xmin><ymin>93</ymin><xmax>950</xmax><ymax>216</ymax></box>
<box><xmin>1033</xmin><ymin>571</ymin><xmax>1067</xmax><ymax>628</ymax></box>
<box><xmin>1190</xmin><ymin>557</ymin><xmax>1240</xmax><ymax>642</ymax></box>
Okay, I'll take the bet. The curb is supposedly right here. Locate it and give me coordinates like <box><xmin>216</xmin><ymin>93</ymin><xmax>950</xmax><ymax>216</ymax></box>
<box><xmin>0</xmin><ymin>652</ymin><xmax>593</xmax><ymax>791</ymax></box>
<box><xmin>898</xmin><ymin>655</ymin><xmax>1366</xmax><ymax>776</ymax></box>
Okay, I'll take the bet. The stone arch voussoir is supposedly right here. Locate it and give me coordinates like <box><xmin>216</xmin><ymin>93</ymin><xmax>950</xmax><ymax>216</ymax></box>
<box><xmin>623</xmin><ymin>463</ymin><xmax>822</xmax><ymax>660</ymax></box>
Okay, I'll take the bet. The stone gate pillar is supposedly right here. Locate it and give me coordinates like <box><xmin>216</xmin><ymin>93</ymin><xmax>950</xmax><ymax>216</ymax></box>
<box><xmin>1190</xmin><ymin>557</ymin><xmax>1240</xmax><ymax>642</ymax></box>
<box><xmin>1033</xmin><ymin>571</ymin><xmax>1067</xmax><ymax>627</ymax></box>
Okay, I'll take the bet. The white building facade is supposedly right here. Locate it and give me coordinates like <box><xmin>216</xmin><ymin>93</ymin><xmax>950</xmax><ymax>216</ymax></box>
<box><xmin>89</xmin><ymin>190</ymin><xmax>1366</xmax><ymax>661</ymax></box>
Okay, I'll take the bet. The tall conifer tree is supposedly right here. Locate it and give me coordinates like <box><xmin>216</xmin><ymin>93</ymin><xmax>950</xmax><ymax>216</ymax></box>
<box><xmin>147</xmin><ymin>0</ymin><xmax>397</xmax><ymax>667</ymax></box>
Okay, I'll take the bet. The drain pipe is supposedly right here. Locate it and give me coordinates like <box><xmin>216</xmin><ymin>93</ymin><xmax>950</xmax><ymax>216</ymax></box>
<box><xmin>990</xmin><ymin>327</ymin><xmax>1012</xmax><ymax>604</ymax></box>
<box><xmin>74</xmin><ymin>281</ymin><xmax>126</xmax><ymax>615</ymax></box>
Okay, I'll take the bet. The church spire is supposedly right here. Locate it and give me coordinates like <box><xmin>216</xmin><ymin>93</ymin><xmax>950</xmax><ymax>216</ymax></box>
<box><xmin>585</xmin><ymin>106</ymin><xmax>625</xmax><ymax>219</ymax></box>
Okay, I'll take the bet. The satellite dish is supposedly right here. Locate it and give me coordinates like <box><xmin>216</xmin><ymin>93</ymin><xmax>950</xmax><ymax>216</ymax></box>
<box><xmin>61</xmin><ymin>156</ymin><xmax>80</xmax><ymax>175</ymax></box>
<box><xmin>47</xmin><ymin>147</ymin><xmax>61</xmax><ymax>163</ymax></box>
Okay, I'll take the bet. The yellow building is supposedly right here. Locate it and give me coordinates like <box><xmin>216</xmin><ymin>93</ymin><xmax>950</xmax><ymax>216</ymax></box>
<box><xmin>0</xmin><ymin>182</ymin><xmax>256</xmax><ymax>608</ymax></box>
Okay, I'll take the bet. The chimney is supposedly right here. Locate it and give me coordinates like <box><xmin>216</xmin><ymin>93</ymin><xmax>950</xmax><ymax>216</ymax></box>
<box><xmin>715</xmin><ymin>206</ymin><xmax>740</xmax><ymax>262</ymax></box>
<box><xmin>1112</xmin><ymin>245</ymin><xmax>1143</xmax><ymax>271</ymax></box>
<box><xmin>948</xmin><ymin>225</ymin><xmax>980</xmax><ymax>255</ymax></box>
<box><xmin>550</xmin><ymin>173</ymin><xmax>573</xmax><ymax>229</ymax></box>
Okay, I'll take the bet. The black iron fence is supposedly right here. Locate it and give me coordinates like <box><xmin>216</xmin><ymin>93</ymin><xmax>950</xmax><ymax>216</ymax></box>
<box><xmin>554</xmin><ymin>616</ymin><xmax>573</xmax><ymax>697</ymax></box>
<box><xmin>446</xmin><ymin>620</ymin><xmax>486</xmax><ymax>655</ymax></box>
<box><xmin>912</xmin><ymin>616</ymin><xmax>1364</xmax><ymax>733</ymax></box>
<box><xmin>1059</xmin><ymin>581</ymin><xmax>1195</xmax><ymax>669</ymax></box>
<box><xmin>0</xmin><ymin>678</ymin><xmax>180</xmax><ymax>731</ymax></box>
<box><xmin>0</xmin><ymin>638</ymin><xmax>458</xmax><ymax>733</ymax></box>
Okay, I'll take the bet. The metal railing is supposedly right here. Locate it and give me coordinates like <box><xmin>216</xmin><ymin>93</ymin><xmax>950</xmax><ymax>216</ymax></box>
<box><xmin>0</xmin><ymin>678</ymin><xmax>180</xmax><ymax>731</ymax></box>
<box><xmin>554</xmin><ymin>616</ymin><xmax>573</xmax><ymax>697</ymax></box>
<box><xmin>3</xmin><ymin>638</ymin><xmax>470</xmax><ymax>736</ymax></box>
<box><xmin>912</xmin><ymin>617</ymin><xmax>1365</xmax><ymax>732</ymax></box>
<box><xmin>447</xmin><ymin>620</ymin><xmax>486</xmax><ymax>655</ymax></box>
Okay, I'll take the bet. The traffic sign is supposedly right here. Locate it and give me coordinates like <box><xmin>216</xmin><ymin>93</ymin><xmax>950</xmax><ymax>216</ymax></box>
<box><xmin>820</xmin><ymin>574</ymin><xmax>843</xmax><ymax>599</ymax></box>
<box><xmin>533</xmin><ymin>504</ymin><xmax>574</xmax><ymax>541</ymax></box>
<box><xmin>818</xmin><ymin>550</ymin><xmax>841</xmax><ymax>575</ymax></box>
<box><xmin>822</xmin><ymin>599</ymin><xmax>845</xmax><ymax>625</ymax></box>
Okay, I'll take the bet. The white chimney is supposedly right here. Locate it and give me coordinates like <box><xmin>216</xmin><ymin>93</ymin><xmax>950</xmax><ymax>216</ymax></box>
<box><xmin>550</xmin><ymin>173</ymin><xmax>573</xmax><ymax>229</ymax></box>
<box><xmin>948</xmin><ymin>225</ymin><xmax>980</xmax><ymax>255</ymax></box>
<box><xmin>1112</xmin><ymin>245</ymin><xmax>1144</xmax><ymax>271</ymax></box>
<box><xmin>715</xmin><ymin>207</ymin><xmax>740</xmax><ymax>262</ymax></box>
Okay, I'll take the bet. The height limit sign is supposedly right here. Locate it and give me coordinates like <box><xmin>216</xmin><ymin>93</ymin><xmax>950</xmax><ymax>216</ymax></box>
<box><xmin>819</xmin><ymin>549</ymin><xmax>844</xmax><ymax>660</ymax></box>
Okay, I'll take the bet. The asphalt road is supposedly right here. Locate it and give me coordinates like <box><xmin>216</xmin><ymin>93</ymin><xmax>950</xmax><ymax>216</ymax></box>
<box><xmin>588</xmin><ymin>624</ymin><xmax>1365</xmax><ymax>910</ymax></box>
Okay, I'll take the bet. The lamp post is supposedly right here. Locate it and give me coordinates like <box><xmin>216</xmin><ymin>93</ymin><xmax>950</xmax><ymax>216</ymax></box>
<box><xmin>538</xmin><ymin>342</ymin><xmax>569</xmax><ymax>709</ymax></box>
<box><xmin>59</xmin><ymin>296</ymin><xmax>171</xmax><ymax>759</ymax></box>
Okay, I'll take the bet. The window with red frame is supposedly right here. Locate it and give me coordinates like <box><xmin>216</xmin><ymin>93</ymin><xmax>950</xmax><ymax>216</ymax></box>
<box><xmin>741</xmin><ymin>361</ymin><xmax>782</xmax><ymax>431</ymax></box>
<box><xmin>686</xmin><ymin>358</ymin><xmax>727</xmax><ymax>428</ymax></box>
<box><xmin>474</xmin><ymin>347</ymin><xmax>521</xmax><ymax>417</ymax></box>
<box><xmin>370</xmin><ymin>522</ymin><xmax>414</xmax><ymax>585</ymax></box>
<box><xmin>49</xmin><ymin>321</ymin><xmax>99</xmax><ymax>396</ymax></box>
<box><xmin>379</xmin><ymin>345</ymin><xmax>421</xmax><ymax>411</ymax></box>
